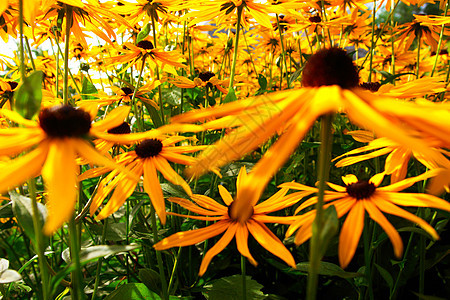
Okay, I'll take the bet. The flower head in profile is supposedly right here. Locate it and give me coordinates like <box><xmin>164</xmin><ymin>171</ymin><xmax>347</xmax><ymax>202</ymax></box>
<box><xmin>282</xmin><ymin>170</ymin><xmax>450</xmax><ymax>268</ymax></box>
<box><xmin>170</xmin><ymin>71</ymin><xmax>229</xmax><ymax>94</ymax></box>
<box><xmin>80</xmin><ymin>136</ymin><xmax>206</xmax><ymax>224</ymax></box>
<box><xmin>154</xmin><ymin>167</ymin><xmax>299</xmax><ymax>276</ymax></box>
<box><xmin>0</xmin><ymin>105</ymin><xmax>136</xmax><ymax>234</ymax></box>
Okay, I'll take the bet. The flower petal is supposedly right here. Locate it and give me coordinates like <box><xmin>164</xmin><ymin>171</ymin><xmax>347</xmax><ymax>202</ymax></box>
<box><xmin>339</xmin><ymin>200</ymin><xmax>365</xmax><ymax>268</ymax></box>
<box><xmin>153</xmin><ymin>156</ymin><xmax>192</xmax><ymax>195</ymax></box>
<box><xmin>143</xmin><ymin>158</ymin><xmax>166</xmax><ymax>224</ymax></box>
<box><xmin>236</xmin><ymin>223</ymin><xmax>257</xmax><ymax>266</ymax></box>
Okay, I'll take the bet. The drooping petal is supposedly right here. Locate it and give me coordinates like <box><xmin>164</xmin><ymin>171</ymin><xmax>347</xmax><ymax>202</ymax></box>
<box><xmin>168</xmin><ymin>197</ymin><xmax>223</xmax><ymax>216</ymax></box>
<box><xmin>236</xmin><ymin>223</ymin><xmax>257</xmax><ymax>266</ymax></box>
<box><xmin>339</xmin><ymin>200</ymin><xmax>365</xmax><ymax>268</ymax></box>
<box><xmin>153</xmin><ymin>156</ymin><xmax>192</xmax><ymax>195</ymax></box>
<box><xmin>199</xmin><ymin>222</ymin><xmax>238</xmax><ymax>276</ymax></box>
<box><xmin>382</xmin><ymin>192</ymin><xmax>450</xmax><ymax>212</ymax></box>
<box><xmin>154</xmin><ymin>220</ymin><xmax>231</xmax><ymax>250</ymax></box>
<box><xmin>143</xmin><ymin>158</ymin><xmax>166</xmax><ymax>224</ymax></box>
<box><xmin>0</xmin><ymin>142</ymin><xmax>48</xmax><ymax>193</ymax></box>
<box><xmin>363</xmin><ymin>200</ymin><xmax>403</xmax><ymax>258</ymax></box>
<box><xmin>247</xmin><ymin>219</ymin><xmax>296</xmax><ymax>268</ymax></box>
<box><xmin>42</xmin><ymin>139</ymin><xmax>78</xmax><ymax>235</ymax></box>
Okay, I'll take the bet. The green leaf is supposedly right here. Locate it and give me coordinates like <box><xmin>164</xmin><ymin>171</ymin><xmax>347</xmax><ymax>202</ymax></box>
<box><xmin>374</xmin><ymin>263</ymin><xmax>393</xmax><ymax>289</ymax></box>
<box><xmin>202</xmin><ymin>275</ymin><xmax>267</xmax><ymax>300</ymax></box>
<box><xmin>52</xmin><ymin>244</ymin><xmax>140</xmax><ymax>294</ymax></box>
<box><xmin>14</xmin><ymin>71</ymin><xmax>43</xmax><ymax>119</ymax></box>
<box><xmin>143</xmin><ymin>101</ymin><xmax>163</xmax><ymax>128</ymax></box>
<box><xmin>162</xmin><ymin>87</ymin><xmax>182</xmax><ymax>106</ymax></box>
<box><xmin>257</xmin><ymin>74</ymin><xmax>267</xmax><ymax>90</ymax></box>
<box><xmin>9</xmin><ymin>191</ymin><xmax>47</xmax><ymax>245</ymax></box>
<box><xmin>318</xmin><ymin>205</ymin><xmax>339</xmax><ymax>258</ymax></box>
<box><xmin>223</xmin><ymin>88</ymin><xmax>237</xmax><ymax>103</ymax></box>
<box><xmin>0</xmin><ymin>202</ymin><xmax>13</xmax><ymax>219</ymax></box>
<box><xmin>412</xmin><ymin>292</ymin><xmax>447</xmax><ymax>300</ymax></box>
<box><xmin>105</xmin><ymin>283</ymin><xmax>161</xmax><ymax>300</ymax></box>
<box><xmin>88</xmin><ymin>222</ymin><xmax>127</xmax><ymax>242</ymax></box>
<box><xmin>81</xmin><ymin>76</ymin><xmax>98</xmax><ymax>100</ymax></box>
<box><xmin>139</xmin><ymin>268</ymin><xmax>162</xmax><ymax>294</ymax></box>
<box><xmin>288</xmin><ymin>67</ymin><xmax>302</xmax><ymax>86</ymax></box>
<box><xmin>295</xmin><ymin>261</ymin><xmax>363</xmax><ymax>279</ymax></box>
<box><xmin>136</xmin><ymin>23</ymin><xmax>151</xmax><ymax>44</ymax></box>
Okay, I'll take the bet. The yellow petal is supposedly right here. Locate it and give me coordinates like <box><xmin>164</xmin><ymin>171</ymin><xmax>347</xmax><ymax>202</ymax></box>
<box><xmin>363</xmin><ymin>200</ymin><xmax>403</xmax><ymax>258</ymax></box>
<box><xmin>339</xmin><ymin>200</ymin><xmax>365</xmax><ymax>268</ymax></box>
<box><xmin>42</xmin><ymin>139</ymin><xmax>77</xmax><ymax>235</ymax></box>
<box><xmin>0</xmin><ymin>142</ymin><xmax>48</xmax><ymax>193</ymax></box>
<box><xmin>236</xmin><ymin>223</ymin><xmax>257</xmax><ymax>266</ymax></box>
<box><xmin>143</xmin><ymin>159</ymin><xmax>166</xmax><ymax>224</ymax></box>
<box><xmin>199</xmin><ymin>222</ymin><xmax>238</xmax><ymax>276</ymax></box>
<box><xmin>218</xmin><ymin>185</ymin><xmax>233</xmax><ymax>206</ymax></box>
<box><xmin>153</xmin><ymin>156</ymin><xmax>192</xmax><ymax>196</ymax></box>
<box><xmin>91</xmin><ymin>106</ymin><xmax>130</xmax><ymax>132</ymax></box>
<box><xmin>248</xmin><ymin>219</ymin><xmax>296</xmax><ymax>268</ymax></box>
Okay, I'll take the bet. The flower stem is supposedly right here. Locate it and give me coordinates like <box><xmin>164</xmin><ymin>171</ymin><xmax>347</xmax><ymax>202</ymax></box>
<box><xmin>28</xmin><ymin>179</ymin><xmax>49</xmax><ymax>300</ymax></box>
<box><xmin>228</xmin><ymin>6</ymin><xmax>243</xmax><ymax>93</ymax></box>
<box><xmin>63</xmin><ymin>5</ymin><xmax>73</xmax><ymax>105</ymax></box>
<box><xmin>368</xmin><ymin>0</ymin><xmax>377</xmax><ymax>82</ymax></box>
<box><xmin>69</xmin><ymin>216</ymin><xmax>84</xmax><ymax>300</ymax></box>
<box><xmin>150</xmin><ymin>204</ymin><xmax>168</xmax><ymax>300</ymax></box>
<box><xmin>276</xmin><ymin>14</ymin><xmax>290</xmax><ymax>89</ymax></box>
<box><xmin>431</xmin><ymin>1</ymin><xmax>449</xmax><ymax>77</ymax></box>
<box><xmin>129</xmin><ymin>55</ymin><xmax>147</xmax><ymax>131</ymax></box>
<box><xmin>307</xmin><ymin>114</ymin><xmax>333</xmax><ymax>300</ymax></box>
<box><xmin>90</xmin><ymin>218</ymin><xmax>108</xmax><ymax>300</ymax></box>
<box><xmin>150</xmin><ymin>13</ymin><xmax>165</xmax><ymax>124</ymax></box>
<box><xmin>241</xmin><ymin>255</ymin><xmax>247</xmax><ymax>300</ymax></box>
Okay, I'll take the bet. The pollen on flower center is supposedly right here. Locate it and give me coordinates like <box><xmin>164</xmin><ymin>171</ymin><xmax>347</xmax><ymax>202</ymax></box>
<box><xmin>121</xmin><ymin>87</ymin><xmax>133</xmax><ymax>95</ymax></box>
<box><xmin>135</xmin><ymin>139</ymin><xmax>163</xmax><ymax>158</ymax></box>
<box><xmin>137</xmin><ymin>40</ymin><xmax>154</xmax><ymax>50</ymax></box>
<box><xmin>39</xmin><ymin>105</ymin><xmax>91</xmax><ymax>137</ymax></box>
<box><xmin>346</xmin><ymin>180</ymin><xmax>376</xmax><ymax>200</ymax></box>
<box><xmin>302</xmin><ymin>47</ymin><xmax>359</xmax><ymax>89</ymax></box>
<box><xmin>107</xmin><ymin>122</ymin><xmax>131</xmax><ymax>134</ymax></box>
<box><xmin>198</xmin><ymin>71</ymin><xmax>215</xmax><ymax>82</ymax></box>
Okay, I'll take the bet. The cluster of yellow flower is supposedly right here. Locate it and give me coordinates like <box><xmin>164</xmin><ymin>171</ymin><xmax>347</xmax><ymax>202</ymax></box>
<box><xmin>0</xmin><ymin>0</ymin><xmax>449</xmax><ymax>294</ymax></box>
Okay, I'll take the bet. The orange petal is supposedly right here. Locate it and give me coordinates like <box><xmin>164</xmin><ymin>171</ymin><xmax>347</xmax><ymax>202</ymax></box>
<box><xmin>339</xmin><ymin>201</ymin><xmax>365</xmax><ymax>268</ymax></box>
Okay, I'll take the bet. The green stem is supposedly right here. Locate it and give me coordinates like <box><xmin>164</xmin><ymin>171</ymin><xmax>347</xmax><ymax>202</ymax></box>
<box><xmin>363</xmin><ymin>217</ymin><xmax>374</xmax><ymax>300</ymax></box>
<box><xmin>416</xmin><ymin>33</ymin><xmax>421</xmax><ymax>79</ymax></box>
<box><xmin>69</xmin><ymin>216</ymin><xmax>84</xmax><ymax>300</ymax></box>
<box><xmin>28</xmin><ymin>179</ymin><xmax>49</xmax><ymax>300</ymax></box>
<box><xmin>150</xmin><ymin>204</ymin><xmax>169</xmax><ymax>300</ymax></box>
<box><xmin>306</xmin><ymin>114</ymin><xmax>333</xmax><ymax>300</ymax></box>
<box><xmin>25</xmin><ymin>37</ymin><xmax>36</xmax><ymax>71</ymax></box>
<box><xmin>431</xmin><ymin>1</ymin><xmax>449</xmax><ymax>77</ymax></box>
<box><xmin>63</xmin><ymin>5</ymin><xmax>73</xmax><ymax>105</ymax></box>
<box><xmin>276</xmin><ymin>14</ymin><xmax>290</xmax><ymax>89</ymax></box>
<box><xmin>91</xmin><ymin>219</ymin><xmax>108</xmax><ymax>300</ymax></box>
<box><xmin>368</xmin><ymin>0</ymin><xmax>376</xmax><ymax>82</ymax></box>
<box><xmin>228</xmin><ymin>6</ymin><xmax>243</xmax><ymax>93</ymax></box>
<box><xmin>18</xmin><ymin>0</ymin><xmax>26</xmax><ymax>83</ymax></box>
<box><xmin>241</xmin><ymin>255</ymin><xmax>247</xmax><ymax>300</ymax></box>
<box><xmin>150</xmin><ymin>13</ymin><xmax>165</xmax><ymax>124</ymax></box>
<box><xmin>128</xmin><ymin>55</ymin><xmax>147</xmax><ymax>131</ymax></box>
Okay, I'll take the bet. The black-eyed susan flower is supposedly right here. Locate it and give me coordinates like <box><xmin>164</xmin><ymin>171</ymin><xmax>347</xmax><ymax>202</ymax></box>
<box><xmin>79</xmin><ymin>135</ymin><xmax>206</xmax><ymax>224</ymax></box>
<box><xmin>154</xmin><ymin>167</ymin><xmax>298</xmax><ymax>276</ymax></box>
<box><xmin>170</xmin><ymin>71</ymin><xmax>229</xmax><ymax>94</ymax></box>
<box><xmin>282</xmin><ymin>170</ymin><xmax>450</xmax><ymax>268</ymax></box>
<box><xmin>0</xmin><ymin>105</ymin><xmax>139</xmax><ymax>234</ymax></box>
<box><xmin>106</xmin><ymin>40</ymin><xmax>185</xmax><ymax>75</ymax></box>
<box><xmin>171</xmin><ymin>47</ymin><xmax>450</xmax><ymax>209</ymax></box>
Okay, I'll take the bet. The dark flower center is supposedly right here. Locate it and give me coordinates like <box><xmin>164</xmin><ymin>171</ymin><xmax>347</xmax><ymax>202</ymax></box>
<box><xmin>198</xmin><ymin>71</ymin><xmax>215</xmax><ymax>82</ymax></box>
<box><xmin>39</xmin><ymin>105</ymin><xmax>91</xmax><ymax>137</ymax></box>
<box><xmin>135</xmin><ymin>139</ymin><xmax>163</xmax><ymax>158</ymax></box>
<box><xmin>309</xmin><ymin>15</ymin><xmax>322</xmax><ymax>23</ymax></box>
<box><xmin>121</xmin><ymin>87</ymin><xmax>133</xmax><ymax>95</ymax></box>
<box><xmin>346</xmin><ymin>180</ymin><xmax>376</xmax><ymax>200</ymax></box>
<box><xmin>227</xmin><ymin>201</ymin><xmax>254</xmax><ymax>222</ymax></box>
<box><xmin>7</xmin><ymin>81</ymin><xmax>18</xmax><ymax>90</ymax></box>
<box><xmin>360</xmin><ymin>82</ymin><xmax>381</xmax><ymax>92</ymax></box>
<box><xmin>302</xmin><ymin>47</ymin><xmax>359</xmax><ymax>89</ymax></box>
<box><xmin>107</xmin><ymin>122</ymin><xmax>131</xmax><ymax>134</ymax></box>
<box><xmin>137</xmin><ymin>40</ymin><xmax>154</xmax><ymax>50</ymax></box>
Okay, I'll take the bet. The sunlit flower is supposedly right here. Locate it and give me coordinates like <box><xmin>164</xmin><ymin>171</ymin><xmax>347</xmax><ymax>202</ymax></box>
<box><xmin>154</xmin><ymin>167</ymin><xmax>298</xmax><ymax>276</ymax></box>
<box><xmin>170</xmin><ymin>71</ymin><xmax>229</xmax><ymax>94</ymax></box>
<box><xmin>282</xmin><ymin>170</ymin><xmax>450</xmax><ymax>268</ymax></box>
<box><xmin>171</xmin><ymin>48</ymin><xmax>450</xmax><ymax>208</ymax></box>
<box><xmin>79</xmin><ymin>136</ymin><xmax>206</xmax><ymax>224</ymax></box>
<box><xmin>0</xmin><ymin>105</ymin><xmax>137</xmax><ymax>234</ymax></box>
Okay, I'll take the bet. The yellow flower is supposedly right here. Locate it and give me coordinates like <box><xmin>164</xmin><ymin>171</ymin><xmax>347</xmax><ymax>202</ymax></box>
<box><xmin>154</xmin><ymin>167</ymin><xmax>297</xmax><ymax>276</ymax></box>
<box><xmin>171</xmin><ymin>48</ymin><xmax>450</xmax><ymax>210</ymax></box>
<box><xmin>282</xmin><ymin>170</ymin><xmax>450</xmax><ymax>268</ymax></box>
<box><xmin>79</xmin><ymin>136</ymin><xmax>206</xmax><ymax>224</ymax></box>
<box><xmin>170</xmin><ymin>72</ymin><xmax>229</xmax><ymax>94</ymax></box>
<box><xmin>0</xmin><ymin>105</ymin><xmax>137</xmax><ymax>234</ymax></box>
